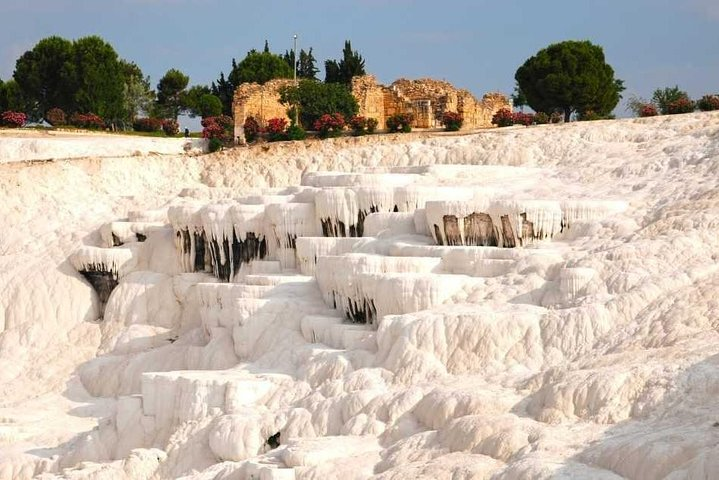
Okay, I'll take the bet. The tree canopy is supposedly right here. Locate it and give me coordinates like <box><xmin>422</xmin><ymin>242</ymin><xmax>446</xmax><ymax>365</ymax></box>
<box><xmin>72</xmin><ymin>36</ymin><xmax>125</xmax><ymax>120</ymax></box>
<box><xmin>13</xmin><ymin>36</ymin><xmax>76</xmax><ymax>116</ymax></box>
<box><xmin>156</xmin><ymin>68</ymin><xmax>189</xmax><ymax>119</ymax></box>
<box><xmin>229</xmin><ymin>49</ymin><xmax>293</xmax><ymax>86</ymax></box>
<box><xmin>120</xmin><ymin>60</ymin><xmax>153</xmax><ymax>122</ymax></box>
<box><xmin>11</xmin><ymin>35</ymin><xmax>148</xmax><ymax>123</ymax></box>
<box><xmin>279</xmin><ymin>79</ymin><xmax>358</xmax><ymax>130</ymax></box>
<box><xmin>514</xmin><ymin>40</ymin><xmax>624</xmax><ymax>121</ymax></box>
<box><xmin>283</xmin><ymin>48</ymin><xmax>319</xmax><ymax>81</ymax></box>
<box><xmin>325</xmin><ymin>41</ymin><xmax>366</xmax><ymax>84</ymax></box>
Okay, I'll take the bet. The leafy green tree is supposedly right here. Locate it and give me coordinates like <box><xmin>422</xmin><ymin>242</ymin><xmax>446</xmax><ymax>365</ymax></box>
<box><xmin>283</xmin><ymin>48</ymin><xmax>319</xmax><ymax>80</ymax></box>
<box><xmin>511</xmin><ymin>84</ymin><xmax>528</xmax><ymax>111</ymax></box>
<box><xmin>298</xmin><ymin>48</ymin><xmax>319</xmax><ymax>80</ymax></box>
<box><xmin>197</xmin><ymin>94</ymin><xmax>223</xmax><ymax>118</ymax></box>
<box><xmin>182</xmin><ymin>85</ymin><xmax>222</xmax><ymax>118</ymax></box>
<box><xmin>119</xmin><ymin>60</ymin><xmax>153</xmax><ymax>123</ymax></box>
<box><xmin>515</xmin><ymin>40</ymin><xmax>624</xmax><ymax>122</ymax></box>
<box><xmin>13</xmin><ymin>36</ymin><xmax>75</xmax><ymax>116</ymax></box>
<box><xmin>279</xmin><ymin>79</ymin><xmax>358</xmax><ymax>130</ymax></box>
<box><xmin>652</xmin><ymin>86</ymin><xmax>690</xmax><ymax>114</ymax></box>
<box><xmin>211</xmin><ymin>72</ymin><xmax>235</xmax><ymax>116</ymax></box>
<box><xmin>229</xmin><ymin>49</ymin><xmax>293</xmax><ymax>86</ymax></box>
<box><xmin>156</xmin><ymin>68</ymin><xmax>189</xmax><ymax>119</ymax></box>
<box><xmin>325</xmin><ymin>41</ymin><xmax>366</xmax><ymax>84</ymax></box>
<box><xmin>72</xmin><ymin>36</ymin><xmax>125</xmax><ymax>121</ymax></box>
<box><xmin>0</xmin><ymin>79</ymin><xmax>26</xmax><ymax>112</ymax></box>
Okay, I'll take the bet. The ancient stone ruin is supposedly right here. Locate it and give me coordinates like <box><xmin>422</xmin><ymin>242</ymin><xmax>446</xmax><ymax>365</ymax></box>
<box><xmin>232</xmin><ymin>75</ymin><xmax>509</xmax><ymax>141</ymax></box>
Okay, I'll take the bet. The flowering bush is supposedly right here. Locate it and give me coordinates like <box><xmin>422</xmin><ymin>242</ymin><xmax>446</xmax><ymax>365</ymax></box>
<box><xmin>243</xmin><ymin>116</ymin><xmax>261</xmax><ymax>143</ymax></box>
<box><xmin>46</xmin><ymin>108</ymin><xmax>66</xmax><ymax>126</ymax></box>
<box><xmin>666</xmin><ymin>97</ymin><xmax>695</xmax><ymax>114</ymax></box>
<box><xmin>639</xmin><ymin>104</ymin><xmax>658</xmax><ymax>117</ymax></box>
<box><xmin>491</xmin><ymin>108</ymin><xmax>514</xmax><ymax>127</ymax></box>
<box><xmin>69</xmin><ymin>113</ymin><xmax>104</xmax><ymax>130</ymax></box>
<box><xmin>314</xmin><ymin>113</ymin><xmax>345</xmax><ymax>138</ymax></box>
<box><xmin>513</xmin><ymin>112</ymin><xmax>535</xmax><ymax>126</ymax></box>
<box><xmin>133</xmin><ymin>117</ymin><xmax>163</xmax><ymax>132</ymax></box>
<box><xmin>1</xmin><ymin>111</ymin><xmax>27</xmax><ymax>128</ymax></box>
<box><xmin>350</xmin><ymin>115</ymin><xmax>380</xmax><ymax>136</ymax></box>
<box><xmin>162</xmin><ymin>119</ymin><xmax>179</xmax><ymax>136</ymax></box>
<box><xmin>697</xmin><ymin>95</ymin><xmax>719</xmax><ymax>112</ymax></box>
<box><xmin>534</xmin><ymin>112</ymin><xmax>549</xmax><ymax>125</ymax></box>
<box><xmin>202</xmin><ymin>115</ymin><xmax>234</xmax><ymax>152</ymax></box>
<box><xmin>266</xmin><ymin>117</ymin><xmax>289</xmax><ymax>142</ymax></box>
<box><xmin>386</xmin><ymin>113</ymin><xmax>413</xmax><ymax>133</ymax></box>
<box><xmin>441</xmin><ymin>111</ymin><xmax>463</xmax><ymax>132</ymax></box>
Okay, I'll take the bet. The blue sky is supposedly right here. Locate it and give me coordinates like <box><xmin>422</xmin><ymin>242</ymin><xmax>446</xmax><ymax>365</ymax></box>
<box><xmin>1</xmin><ymin>0</ymin><xmax>718</xmax><ymax>120</ymax></box>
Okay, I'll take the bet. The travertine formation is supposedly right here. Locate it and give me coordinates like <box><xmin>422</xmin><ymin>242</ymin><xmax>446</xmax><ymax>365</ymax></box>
<box><xmin>3</xmin><ymin>112</ymin><xmax>719</xmax><ymax>480</ymax></box>
<box><xmin>232</xmin><ymin>75</ymin><xmax>509</xmax><ymax>141</ymax></box>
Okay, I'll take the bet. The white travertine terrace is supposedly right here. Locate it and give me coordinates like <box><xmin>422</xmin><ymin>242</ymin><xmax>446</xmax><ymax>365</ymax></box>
<box><xmin>2</xmin><ymin>112</ymin><xmax>719</xmax><ymax>479</ymax></box>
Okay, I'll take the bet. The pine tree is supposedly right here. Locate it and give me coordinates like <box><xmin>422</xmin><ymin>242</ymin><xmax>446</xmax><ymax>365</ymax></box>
<box><xmin>325</xmin><ymin>40</ymin><xmax>365</xmax><ymax>84</ymax></box>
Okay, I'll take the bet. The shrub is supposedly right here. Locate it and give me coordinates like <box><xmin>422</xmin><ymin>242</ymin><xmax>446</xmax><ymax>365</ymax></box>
<box><xmin>286</xmin><ymin>124</ymin><xmax>307</xmax><ymax>141</ymax></box>
<box><xmin>491</xmin><ymin>108</ymin><xmax>514</xmax><ymax>127</ymax></box>
<box><xmin>513</xmin><ymin>111</ymin><xmax>535</xmax><ymax>126</ymax></box>
<box><xmin>202</xmin><ymin>114</ymin><xmax>234</xmax><ymax>150</ymax></box>
<box><xmin>133</xmin><ymin>117</ymin><xmax>163</xmax><ymax>132</ymax></box>
<box><xmin>441</xmin><ymin>111</ymin><xmax>463</xmax><ymax>132</ymax></box>
<box><xmin>314</xmin><ymin>113</ymin><xmax>345</xmax><ymax>138</ymax></box>
<box><xmin>697</xmin><ymin>95</ymin><xmax>719</xmax><ymax>112</ymax></box>
<box><xmin>349</xmin><ymin>115</ymin><xmax>369</xmax><ymax>136</ymax></box>
<box><xmin>1</xmin><ymin>111</ymin><xmax>27</xmax><ymax>128</ymax></box>
<box><xmin>578</xmin><ymin>110</ymin><xmax>602</xmax><ymax>121</ymax></box>
<box><xmin>534</xmin><ymin>112</ymin><xmax>549</xmax><ymax>124</ymax></box>
<box><xmin>266</xmin><ymin>117</ymin><xmax>288</xmax><ymax>141</ymax></box>
<box><xmin>162</xmin><ymin>118</ymin><xmax>179</xmax><ymax>136</ymax></box>
<box><xmin>386</xmin><ymin>113</ymin><xmax>413</xmax><ymax>133</ymax></box>
<box><xmin>243</xmin><ymin>116</ymin><xmax>261</xmax><ymax>143</ymax></box>
<box><xmin>652</xmin><ymin>86</ymin><xmax>690</xmax><ymax>114</ymax></box>
<box><xmin>69</xmin><ymin>112</ymin><xmax>104</xmax><ymax>129</ymax></box>
<box><xmin>639</xmin><ymin>104</ymin><xmax>658</xmax><ymax>117</ymax></box>
<box><xmin>46</xmin><ymin>108</ymin><xmax>66</xmax><ymax>126</ymax></box>
<box><xmin>279</xmin><ymin>80</ymin><xmax>358</xmax><ymax>131</ymax></box>
<box><xmin>366</xmin><ymin>117</ymin><xmax>378</xmax><ymax>134</ymax></box>
<box><xmin>549</xmin><ymin>112</ymin><xmax>563</xmax><ymax>124</ymax></box>
<box><xmin>208</xmin><ymin>138</ymin><xmax>223</xmax><ymax>153</ymax></box>
<box><xmin>666</xmin><ymin>97</ymin><xmax>695</xmax><ymax>115</ymax></box>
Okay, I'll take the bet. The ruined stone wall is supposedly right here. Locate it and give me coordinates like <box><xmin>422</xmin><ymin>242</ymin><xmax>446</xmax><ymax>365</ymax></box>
<box><xmin>351</xmin><ymin>75</ymin><xmax>387</xmax><ymax>130</ymax></box>
<box><xmin>389</xmin><ymin>78</ymin><xmax>509</xmax><ymax>130</ymax></box>
<box><xmin>233</xmin><ymin>79</ymin><xmax>293</xmax><ymax>143</ymax></box>
<box><xmin>233</xmin><ymin>76</ymin><xmax>510</xmax><ymax>139</ymax></box>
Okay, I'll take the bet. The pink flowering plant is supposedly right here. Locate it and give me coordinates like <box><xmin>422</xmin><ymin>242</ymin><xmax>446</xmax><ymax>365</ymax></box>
<box><xmin>639</xmin><ymin>104</ymin><xmax>658</xmax><ymax>117</ymax></box>
<box><xmin>266</xmin><ymin>117</ymin><xmax>289</xmax><ymax>142</ymax></box>
<box><xmin>1</xmin><ymin>111</ymin><xmax>27</xmax><ymax>128</ymax></box>
<box><xmin>202</xmin><ymin>115</ymin><xmax>234</xmax><ymax>151</ymax></box>
<box><xmin>697</xmin><ymin>95</ymin><xmax>719</xmax><ymax>112</ymax></box>
<box><xmin>386</xmin><ymin>113</ymin><xmax>413</xmax><ymax>133</ymax></box>
<box><xmin>69</xmin><ymin>113</ymin><xmax>104</xmax><ymax>130</ymax></box>
<box><xmin>441</xmin><ymin>111</ymin><xmax>463</xmax><ymax>131</ymax></box>
<box><xmin>162</xmin><ymin>119</ymin><xmax>179</xmax><ymax>136</ymax></box>
<box><xmin>491</xmin><ymin>108</ymin><xmax>514</xmax><ymax>127</ymax></box>
<box><xmin>314</xmin><ymin>113</ymin><xmax>345</xmax><ymax>138</ymax></box>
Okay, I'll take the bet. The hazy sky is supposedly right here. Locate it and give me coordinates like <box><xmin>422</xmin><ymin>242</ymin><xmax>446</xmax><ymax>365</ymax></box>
<box><xmin>1</xmin><ymin>0</ymin><xmax>718</xmax><ymax>117</ymax></box>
